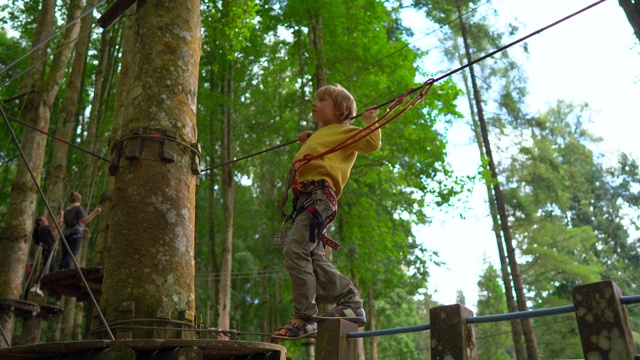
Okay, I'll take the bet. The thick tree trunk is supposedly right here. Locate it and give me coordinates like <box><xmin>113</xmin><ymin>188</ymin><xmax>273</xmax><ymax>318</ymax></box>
<box><xmin>100</xmin><ymin>0</ymin><xmax>201</xmax><ymax>340</ymax></box>
<box><xmin>454</xmin><ymin>0</ymin><xmax>539</xmax><ymax>358</ymax></box>
<box><xmin>619</xmin><ymin>0</ymin><xmax>640</xmax><ymax>43</ymax></box>
<box><xmin>217</xmin><ymin>68</ymin><xmax>235</xmax><ymax>332</ymax></box>
<box><xmin>0</xmin><ymin>0</ymin><xmax>81</xmax><ymax>347</ymax></box>
<box><xmin>460</xmin><ymin>64</ymin><xmax>526</xmax><ymax>359</ymax></box>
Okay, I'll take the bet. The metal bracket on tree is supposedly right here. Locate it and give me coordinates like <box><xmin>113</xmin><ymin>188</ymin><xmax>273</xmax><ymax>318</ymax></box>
<box><xmin>108</xmin><ymin>128</ymin><xmax>202</xmax><ymax>176</ymax></box>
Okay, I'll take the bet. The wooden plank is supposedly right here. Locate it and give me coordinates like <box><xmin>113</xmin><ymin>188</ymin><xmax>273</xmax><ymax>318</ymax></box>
<box><xmin>40</xmin><ymin>267</ymin><xmax>103</xmax><ymax>300</ymax></box>
<box><xmin>0</xmin><ymin>339</ymin><xmax>287</xmax><ymax>359</ymax></box>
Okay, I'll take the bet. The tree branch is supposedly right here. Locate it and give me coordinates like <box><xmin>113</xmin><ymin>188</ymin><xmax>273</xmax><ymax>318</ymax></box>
<box><xmin>619</xmin><ymin>0</ymin><xmax>640</xmax><ymax>43</ymax></box>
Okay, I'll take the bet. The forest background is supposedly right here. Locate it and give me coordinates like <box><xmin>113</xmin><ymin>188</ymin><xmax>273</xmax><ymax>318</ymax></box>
<box><xmin>0</xmin><ymin>0</ymin><xmax>639</xmax><ymax>359</ymax></box>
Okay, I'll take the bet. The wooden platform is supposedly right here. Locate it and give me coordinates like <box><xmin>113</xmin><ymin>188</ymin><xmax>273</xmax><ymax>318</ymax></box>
<box><xmin>39</xmin><ymin>267</ymin><xmax>103</xmax><ymax>301</ymax></box>
<box><xmin>0</xmin><ymin>339</ymin><xmax>286</xmax><ymax>359</ymax></box>
<box><xmin>36</xmin><ymin>304</ymin><xmax>63</xmax><ymax>318</ymax></box>
<box><xmin>0</xmin><ymin>298</ymin><xmax>39</xmax><ymax>318</ymax></box>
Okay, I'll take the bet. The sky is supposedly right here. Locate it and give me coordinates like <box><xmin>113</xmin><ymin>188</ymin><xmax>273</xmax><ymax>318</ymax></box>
<box><xmin>402</xmin><ymin>0</ymin><xmax>640</xmax><ymax>311</ymax></box>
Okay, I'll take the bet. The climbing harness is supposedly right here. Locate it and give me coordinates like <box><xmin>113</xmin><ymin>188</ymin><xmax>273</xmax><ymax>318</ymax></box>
<box><xmin>275</xmin><ymin>80</ymin><xmax>435</xmax><ymax>250</ymax></box>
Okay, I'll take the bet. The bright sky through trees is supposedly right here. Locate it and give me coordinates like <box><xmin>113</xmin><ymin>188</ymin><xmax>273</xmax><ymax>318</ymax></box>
<box><xmin>405</xmin><ymin>0</ymin><xmax>640</xmax><ymax>310</ymax></box>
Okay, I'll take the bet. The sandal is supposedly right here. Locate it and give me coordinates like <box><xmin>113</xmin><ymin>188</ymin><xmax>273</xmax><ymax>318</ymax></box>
<box><xmin>314</xmin><ymin>305</ymin><xmax>367</xmax><ymax>327</ymax></box>
<box><xmin>271</xmin><ymin>318</ymin><xmax>317</xmax><ymax>340</ymax></box>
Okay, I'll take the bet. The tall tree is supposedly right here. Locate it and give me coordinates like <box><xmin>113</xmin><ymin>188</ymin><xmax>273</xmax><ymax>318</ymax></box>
<box><xmin>443</xmin><ymin>12</ymin><xmax>529</xmax><ymax>360</ymax></box>
<box><xmin>199</xmin><ymin>0</ymin><xmax>259</xmax><ymax>333</ymax></box>
<box><xmin>454</xmin><ymin>1</ymin><xmax>539</xmax><ymax>355</ymax></box>
<box><xmin>415</xmin><ymin>0</ymin><xmax>534</xmax><ymax>356</ymax></box>
<box><xmin>0</xmin><ymin>0</ymin><xmax>82</xmax><ymax>346</ymax></box>
<box><xmin>43</xmin><ymin>0</ymin><xmax>96</xmax><ymax>342</ymax></box>
<box><xmin>99</xmin><ymin>0</ymin><xmax>202</xmax><ymax>339</ymax></box>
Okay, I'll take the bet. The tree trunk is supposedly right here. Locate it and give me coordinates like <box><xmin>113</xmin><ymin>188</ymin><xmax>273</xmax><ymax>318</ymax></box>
<box><xmin>15</xmin><ymin>292</ymin><xmax>46</xmax><ymax>345</ymax></box>
<box><xmin>308</xmin><ymin>11</ymin><xmax>334</xmax><ymax>330</ymax></box>
<box><xmin>454</xmin><ymin>0</ymin><xmax>539</xmax><ymax>358</ymax></box>
<box><xmin>45</xmin><ymin>0</ymin><xmax>95</xmax><ymax>342</ymax></box>
<box><xmin>93</xmin><ymin>5</ymin><xmax>133</xmax><ymax>271</ymax></box>
<box><xmin>619</xmin><ymin>0</ymin><xmax>640</xmax><ymax>43</ymax></box>
<box><xmin>460</xmin><ymin>61</ymin><xmax>526</xmax><ymax>359</ymax></box>
<box><xmin>309</xmin><ymin>8</ymin><xmax>327</xmax><ymax>91</ymax></box>
<box><xmin>46</xmin><ymin>0</ymin><xmax>95</xmax><ymax>211</ymax></box>
<box><xmin>294</xmin><ymin>26</ymin><xmax>309</xmax><ymax>133</ymax></box>
<box><xmin>207</xmin><ymin>65</ymin><xmax>219</xmax><ymax>327</ymax></box>
<box><xmin>0</xmin><ymin>0</ymin><xmax>81</xmax><ymax>347</ymax></box>
<box><xmin>368</xmin><ymin>289</ymin><xmax>377</xmax><ymax>360</ymax></box>
<box><xmin>89</xmin><ymin>12</ymin><xmax>130</xmax><ymax>339</ymax></box>
<box><xmin>99</xmin><ymin>0</ymin><xmax>201</xmax><ymax>340</ymax></box>
<box><xmin>217</xmin><ymin>67</ymin><xmax>235</xmax><ymax>332</ymax></box>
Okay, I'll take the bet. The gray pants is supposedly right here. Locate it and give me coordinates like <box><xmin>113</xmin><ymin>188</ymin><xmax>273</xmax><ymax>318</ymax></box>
<box><xmin>284</xmin><ymin>186</ymin><xmax>363</xmax><ymax>320</ymax></box>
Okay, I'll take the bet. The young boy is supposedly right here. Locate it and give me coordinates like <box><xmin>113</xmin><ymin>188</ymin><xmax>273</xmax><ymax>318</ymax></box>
<box><xmin>273</xmin><ymin>84</ymin><xmax>380</xmax><ymax>339</ymax></box>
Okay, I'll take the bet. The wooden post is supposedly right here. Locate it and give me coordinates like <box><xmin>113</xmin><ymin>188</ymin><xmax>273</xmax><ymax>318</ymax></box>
<box><xmin>430</xmin><ymin>304</ymin><xmax>476</xmax><ymax>360</ymax></box>
<box><xmin>572</xmin><ymin>280</ymin><xmax>637</xmax><ymax>359</ymax></box>
<box><xmin>316</xmin><ymin>319</ymin><xmax>357</xmax><ymax>360</ymax></box>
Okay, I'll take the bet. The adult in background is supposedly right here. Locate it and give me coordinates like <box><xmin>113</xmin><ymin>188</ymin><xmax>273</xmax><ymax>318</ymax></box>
<box><xmin>33</xmin><ymin>216</ymin><xmax>57</xmax><ymax>274</ymax></box>
<box><xmin>30</xmin><ymin>216</ymin><xmax>57</xmax><ymax>296</ymax></box>
<box><xmin>59</xmin><ymin>191</ymin><xmax>101</xmax><ymax>269</ymax></box>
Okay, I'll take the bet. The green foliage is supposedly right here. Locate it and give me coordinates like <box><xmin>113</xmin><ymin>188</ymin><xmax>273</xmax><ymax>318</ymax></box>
<box><xmin>194</xmin><ymin>1</ymin><xmax>465</xmax><ymax>357</ymax></box>
<box><xmin>476</xmin><ymin>262</ymin><xmax>512</xmax><ymax>360</ymax></box>
<box><xmin>0</xmin><ymin>28</ymin><xmax>27</xmax><ymax>223</ymax></box>
<box><xmin>502</xmin><ymin>101</ymin><xmax>640</xmax><ymax>357</ymax></box>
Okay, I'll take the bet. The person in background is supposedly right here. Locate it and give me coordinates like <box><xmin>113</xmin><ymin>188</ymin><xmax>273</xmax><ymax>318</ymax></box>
<box><xmin>29</xmin><ymin>216</ymin><xmax>57</xmax><ymax>296</ymax></box>
<box><xmin>59</xmin><ymin>191</ymin><xmax>101</xmax><ymax>269</ymax></box>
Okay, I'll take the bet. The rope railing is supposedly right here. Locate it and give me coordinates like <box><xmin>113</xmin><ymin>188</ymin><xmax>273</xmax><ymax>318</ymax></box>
<box><xmin>347</xmin><ymin>295</ymin><xmax>640</xmax><ymax>339</ymax></box>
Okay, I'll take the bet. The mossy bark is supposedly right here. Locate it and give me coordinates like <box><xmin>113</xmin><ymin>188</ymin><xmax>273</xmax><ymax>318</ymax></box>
<box><xmin>100</xmin><ymin>0</ymin><xmax>201</xmax><ymax>339</ymax></box>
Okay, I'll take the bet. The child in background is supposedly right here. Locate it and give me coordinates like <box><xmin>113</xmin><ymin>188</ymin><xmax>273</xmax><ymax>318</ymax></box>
<box><xmin>59</xmin><ymin>191</ymin><xmax>101</xmax><ymax>269</ymax></box>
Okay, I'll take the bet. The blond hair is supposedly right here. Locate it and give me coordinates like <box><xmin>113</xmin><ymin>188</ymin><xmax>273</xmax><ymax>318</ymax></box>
<box><xmin>69</xmin><ymin>191</ymin><xmax>82</xmax><ymax>204</ymax></box>
<box><xmin>315</xmin><ymin>84</ymin><xmax>357</xmax><ymax>124</ymax></box>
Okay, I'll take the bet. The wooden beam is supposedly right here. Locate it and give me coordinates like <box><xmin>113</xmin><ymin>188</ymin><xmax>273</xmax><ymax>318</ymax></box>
<box><xmin>97</xmin><ymin>0</ymin><xmax>137</xmax><ymax>30</ymax></box>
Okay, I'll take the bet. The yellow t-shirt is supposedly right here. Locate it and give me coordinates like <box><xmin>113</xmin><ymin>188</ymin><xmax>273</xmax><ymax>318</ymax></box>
<box><xmin>293</xmin><ymin>123</ymin><xmax>381</xmax><ymax>198</ymax></box>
